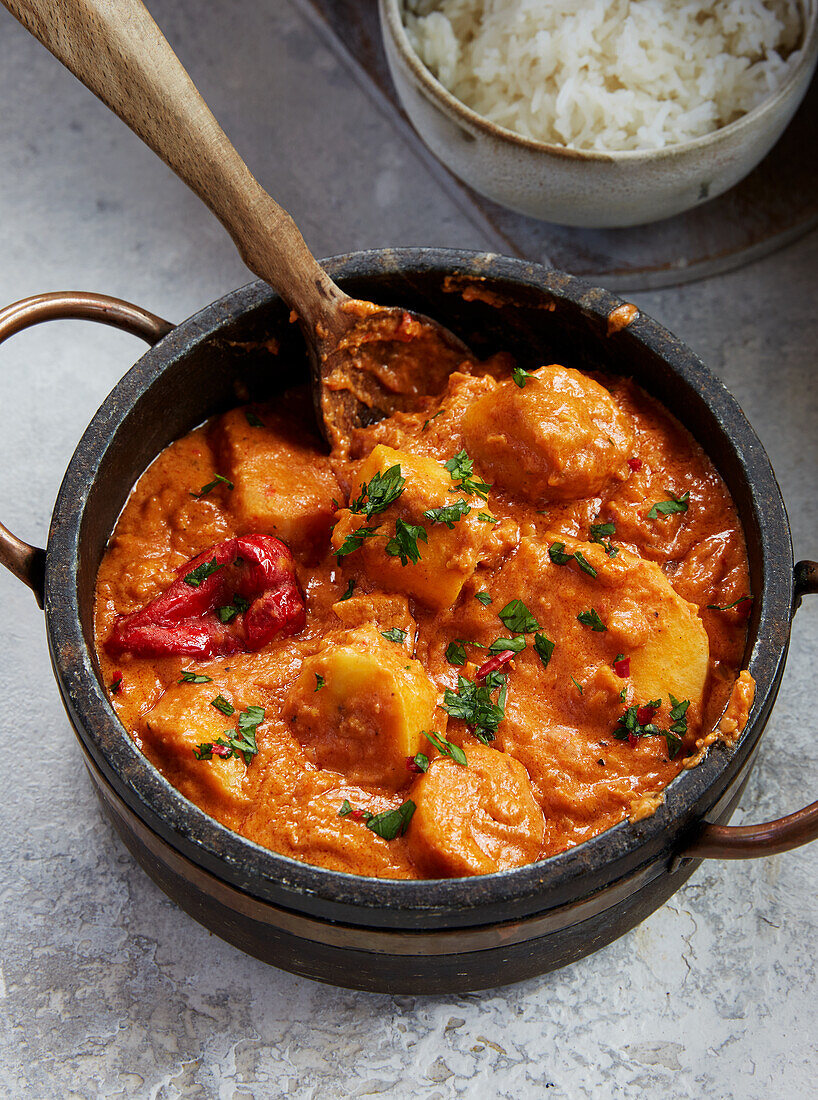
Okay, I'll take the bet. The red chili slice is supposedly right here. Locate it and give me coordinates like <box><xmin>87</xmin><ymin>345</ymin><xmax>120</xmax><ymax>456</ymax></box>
<box><xmin>475</xmin><ymin>650</ymin><xmax>515</xmax><ymax>681</ymax></box>
<box><xmin>106</xmin><ymin>534</ymin><xmax>305</xmax><ymax>659</ymax></box>
<box><xmin>406</xmin><ymin>756</ymin><xmax>423</xmax><ymax>773</ymax></box>
<box><xmin>637</xmin><ymin>704</ymin><xmax>657</xmax><ymax>725</ymax></box>
<box><xmin>211</xmin><ymin>743</ymin><xmax>232</xmax><ymax>758</ymax></box>
<box><xmin>627</xmin><ymin>732</ymin><xmax>639</xmax><ymax>747</ymax></box>
<box><xmin>628</xmin><ymin>457</ymin><xmax>643</xmax><ymax>471</ymax></box>
<box><xmin>350</xmin><ymin>808</ymin><xmax>368</xmax><ymax>822</ymax></box>
<box><xmin>613</xmin><ymin>656</ymin><xmax>630</xmax><ymax>678</ymax></box>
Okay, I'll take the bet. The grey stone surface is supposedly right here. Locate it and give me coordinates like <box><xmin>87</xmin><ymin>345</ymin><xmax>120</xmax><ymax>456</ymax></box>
<box><xmin>0</xmin><ymin>2</ymin><xmax>815</xmax><ymax>1097</ymax></box>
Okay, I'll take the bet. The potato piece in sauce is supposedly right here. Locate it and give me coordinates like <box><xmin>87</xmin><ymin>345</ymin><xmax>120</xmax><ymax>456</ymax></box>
<box><xmin>407</xmin><ymin>743</ymin><xmax>545</xmax><ymax>877</ymax></box>
<box><xmin>461</xmin><ymin>364</ymin><xmax>633</xmax><ymax>502</ymax></box>
<box><xmin>331</xmin><ymin>443</ymin><xmax>493</xmax><ymax>610</ymax></box>
<box><xmin>283</xmin><ymin>624</ymin><xmax>438</xmax><ymax>790</ymax></box>
<box><xmin>215</xmin><ymin>407</ymin><xmax>339</xmax><ymax>559</ymax></box>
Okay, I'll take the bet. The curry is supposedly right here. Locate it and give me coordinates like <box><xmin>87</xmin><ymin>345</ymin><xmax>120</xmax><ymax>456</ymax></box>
<box><xmin>94</xmin><ymin>352</ymin><xmax>752</xmax><ymax>879</ymax></box>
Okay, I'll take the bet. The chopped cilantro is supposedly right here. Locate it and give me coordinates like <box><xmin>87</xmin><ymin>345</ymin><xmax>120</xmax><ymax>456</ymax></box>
<box><xmin>412</xmin><ymin>752</ymin><xmax>429</xmax><ymax>772</ymax></box>
<box><xmin>335</xmin><ymin>524</ymin><xmax>381</xmax><ymax>559</ymax></box>
<box><xmin>498</xmin><ymin>599</ymin><xmax>540</xmax><ymax>634</ymax></box>
<box><xmin>707</xmin><ymin>596</ymin><xmax>752</xmax><ymax>611</ymax></box>
<box><xmin>590</xmin><ymin>522</ymin><xmax>616</xmax><ymax>541</ymax></box>
<box><xmin>381</xmin><ymin>627</ymin><xmax>408</xmax><ymax>645</ymax></box>
<box><xmin>571</xmin><ymin>677</ymin><xmax>584</xmax><ymax>695</ymax></box>
<box><xmin>548</xmin><ymin>542</ymin><xmax>573</xmax><ymax>566</ymax></box>
<box><xmin>190</xmin><ymin>474</ymin><xmax>234</xmax><ymax>499</ymax></box>
<box><xmin>443</xmin><ymin>450</ymin><xmax>491</xmax><ymax>501</ymax></box>
<box><xmin>423</xmin><ymin>729</ymin><xmax>467</xmax><ymax>767</ymax></box>
<box><xmin>350</xmin><ymin>464</ymin><xmax>405</xmax><ymax>518</ymax></box>
<box><xmin>210</xmin><ymin>695</ymin><xmax>235</xmax><ymax>716</ymax></box>
<box><xmin>421</xmin><ymin>409</ymin><xmax>444</xmax><ymax>431</ymax></box>
<box><xmin>338</xmin><ymin>577</ymin><xmax>356</xmax><ymax>601</ymax></box>
<box><xmin>443</xmin><ymin>674</ymin><xmax>506</xmax><ymax>744</ymax></box>
<box><xmin>647</xmin><ymin>491</ymin><xmax>690</xmax><ymax>519</ymax></box>
<box><xmin>178</xmin><ymin>670</ymin><xmax>213</xmax><ymax>684</ymax></box>
<box><xmin>314</xmin><ymin>674</ymin><xmax>325</xmax><ymax>692</ymax></box>
<box><xmin>423</xmin><ymin>498</ymin><xmax>471</xmax><ymax>529</ymax></box>
<box><xmin>183</xmin><ymin>558</ymin><xmax>223</xmax><ymax>587</ymax></box>
<box><xmin>512</xmin><ymin>366</ymin><xmax>533</xmax><ymax>388</ymax></box>
<box><xmin>577</xmin><ymin>608</ymin><xmax>606</xmax><ymax>631</ymax></box>
<box><xmin>366</xmin><ymin>800</ymin><xmax>416</xmax><ymax>840</ymax></box>
<box><xmin>477</xmin><ymin>512</ymin><xmax>499</xmax><ymax>524</ymax></box>
<box><xmin>194</xmin><ymin>704</ymin><xmax>263</xmax><ymax>766</ymax></box>
<box><xmin>533</xmin><ymin>633</ymin><xmax>555</xmax><ymax>669</ymax></box>
<box><xmin>487</xmin><ymin>635</ymin><xmax>526</xmax><ymax>656</ymax></box>
<box><xmin>216</xmin><ymin>594</ymin><xmax>250</xmax><ymax>623</ymax></box>
<box><xmin>445</xmin><ymin>640</ymin><xmax>468</xmax><ymax>666</ymax></box>
<box><xmin>338</xmin><ymin>799</ymin><xmax>353</xmax><ymax>817</ymax></box>
<box><xmin>385</xmin><ymin>519</ymin><xmax>427</xmax><ymax>566</ymax></box>
<box><xmin>245</xmin><ymin>410</ymin><xmax>264</xmax><ymax>427</ymax></box>
<box><xmin>475</xmin><ymin>591</ymin><xmax>492</xmax><ymax>606</ymax></box>
<box><xmin>573</xmin><ymin>550</ymin><xmax>598</xmax><ymax>578</ymax></box>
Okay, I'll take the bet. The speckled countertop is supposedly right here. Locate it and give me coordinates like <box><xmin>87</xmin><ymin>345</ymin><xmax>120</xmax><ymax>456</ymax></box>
<box><xmin>0</xmin><ymin>3</ymin><xmax>815</xmax><ymax>1097</ymax></box>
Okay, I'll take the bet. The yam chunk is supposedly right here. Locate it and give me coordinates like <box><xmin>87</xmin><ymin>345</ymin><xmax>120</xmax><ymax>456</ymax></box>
<box><xmin>215</xmin><ymin>407</ymin><xmax>339</xmax><ymax>558</ymax></box>
<box><xmin>407</xmin><ymin>743</ymin><xmax>545</xmax><ymax>877</ymax></box>
<box><xmin>331</xmin><ymin>444</ymin><xmax>492</xmax><ymax>610</ymax></box>
<box><xmin>142</xmin><ymin>679</ymin><xmax>248</xmax><ymax>811</ymax></box>
<box><xmin>283</xmin><ymin>624</ymin><xmax>438</xmax><ymax>790</ymax></box>
<box><xmin>461</xmin><ymin>365</ymin><xmax>633</xmax><ymax>503</ymax></box>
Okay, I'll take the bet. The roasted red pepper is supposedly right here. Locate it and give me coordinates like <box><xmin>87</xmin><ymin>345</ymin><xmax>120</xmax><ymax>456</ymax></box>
<box><xmin>107</xmin><ymin>535</ymin><xmax>305</xmax><ymax>659</ymax></box>
<box><xmin>613</xmin><ymin>656</ymin><xmax>631</xmax><ymax>678</ymax></box>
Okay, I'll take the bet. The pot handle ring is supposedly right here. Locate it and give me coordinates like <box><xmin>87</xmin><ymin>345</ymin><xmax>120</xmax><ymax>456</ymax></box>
<box><xmin>0</xmin><ymin>292</ymin><xmax>173</xmax><ymax>607</ymax></box>
<box><xmin>682</xmin><ymin>560</ymin><xmax>818</xmax><ymax>860</ymax></box>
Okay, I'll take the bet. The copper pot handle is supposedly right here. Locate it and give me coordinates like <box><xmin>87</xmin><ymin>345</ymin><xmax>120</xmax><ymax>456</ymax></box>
<box><xmin>684</xmin><ymin>560</ymin><xmax>818</xmax><ymax>859</ymax></box>
<box><xmin>0</xmin><ymin>292</ymin><xmax>173</xmax><ymax>607</ymax></box>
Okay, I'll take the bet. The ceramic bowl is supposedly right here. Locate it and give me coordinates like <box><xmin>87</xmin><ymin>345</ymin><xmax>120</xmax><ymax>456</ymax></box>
<box><xmin>379</xmin><ymin>0</ymin><xmax>818</xmax><ymax>227</ymax></box>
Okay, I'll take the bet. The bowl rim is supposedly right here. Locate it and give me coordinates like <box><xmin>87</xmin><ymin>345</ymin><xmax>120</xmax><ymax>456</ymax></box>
<box><xmin>45</xmin><ymin>249</ymin><xmax>794</xmax><ymax>923</ymax></box>
<box><xmin>381</xmin><ymin>0</ymin><xmax>818</xmax><ymax>163</ymax></box>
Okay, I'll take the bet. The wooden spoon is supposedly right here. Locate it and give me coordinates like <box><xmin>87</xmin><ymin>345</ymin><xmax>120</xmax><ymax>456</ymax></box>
<box><xmin>2</xmin><ymin>0</ymin><xmax>471</xmax><ymax>447</ymax></box>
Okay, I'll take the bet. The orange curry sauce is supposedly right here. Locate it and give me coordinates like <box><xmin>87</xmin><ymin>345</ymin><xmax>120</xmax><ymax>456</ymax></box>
<box><xmin>94</xmin><ymin>358</ymin><xmax>752</xmax><ymax>879</ymax></box>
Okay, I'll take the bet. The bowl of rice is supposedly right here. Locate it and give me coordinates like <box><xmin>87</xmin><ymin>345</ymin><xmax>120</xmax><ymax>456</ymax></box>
<box><xmin>379</xmin><ymin>0</ymin><xmax>818</xmax><ymax>226</ymax></box>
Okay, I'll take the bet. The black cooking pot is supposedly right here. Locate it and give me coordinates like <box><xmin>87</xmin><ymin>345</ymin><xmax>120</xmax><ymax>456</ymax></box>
<box><xmin>1</xmin><ymin>250</ymin><xmax>816</xmax><ymax>994</ymax></box>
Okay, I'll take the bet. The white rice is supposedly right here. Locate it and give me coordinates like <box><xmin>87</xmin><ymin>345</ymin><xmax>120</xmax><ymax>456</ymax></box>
<box><xmin>404</xmin><ymin>0</ymin><xmax>803</xmax><ymax>151</ymax></box>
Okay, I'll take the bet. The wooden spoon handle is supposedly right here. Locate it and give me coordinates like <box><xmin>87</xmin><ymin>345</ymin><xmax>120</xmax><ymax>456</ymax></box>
<box><xmin>2</xmin><ymin>0</ymin><xmax>348</xmax><ymax>331</ymax></box>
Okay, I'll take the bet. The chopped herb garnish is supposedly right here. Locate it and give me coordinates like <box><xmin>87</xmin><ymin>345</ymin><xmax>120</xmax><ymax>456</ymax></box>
<box><xmin>487</xmin><ymin>635</ymin><xmax>526</xmax><ymax>656</ymax></box>
<box><xmin>245</xmin><ymin>410</ymin><xmax>264</xmax><ymax>427</ymax></box>
<box><xmin>110</xmin><ymin>672</ymin><xmax>123</xmax><ymax>694</ymax></box>
<box><xmin>573</xmin><ymin>550</ymin><xmax>598</xmax><ymax>578</ymax></box>
<box><xmin>533</xmin><ymin>633</ymin><xmax>555</xmax><ymax>669</ymax></box>
<box><xmin>577</xmin><ymin>608</ymin><xmax>607</xmax><ymax>632</ymax></box>
<box><xmin>335</xmin><ymin>524</ymin><xmax>381</xmax><ymax>559</ymax></box>
<box><xmin>647</xmin><ymin>491</ymin><xmax>690</xmax><ymax>519</ymax></box>
<box><xmin>338</xmin><ymin>799</ymin><xmax>353</xmax><ymax>817</ymax></box>
<box><xmin>589</xmin><ymin>521</ymin><xmax>618</xmax><ymax>557</ymax></box>
<box><xmin>707</xmin><ymin>595</ymin><xmax>752</xmax><ymax>611</ymax></box>
<box><xmin>512</xmin><ymin>366</ymin><xmax>533</xmax><ymax>388</ymax></box>
<box><xmin>445</xmin><ymin>639</ymin><xmax>468</xmax><ymax>666</ymax></box>
<box><xmin>366</xmin><ymin>800</ymin><xmax>416</xmax><ymax>840</ymax></box>
<box><xmin>421</xmin><ymin>409</ymin><xmax>444</xmax><ymax>431</ymax></box>
<box><xmin>443</xmin><ymin>674</ymin><xmax>506</xmax><ymax>744</ymax></box>
<box><xmin>350</xmin><ymin>464</ymin><xmax>406</xmax><ymax>518</ymax></box>
<box><xmin>183</xmin><ymin>558</ymin><xmax>224</xmax><ymax>587</ymax></box>
<box><xmin>210</xmin><ymin>695</ymin><xmax>235</xmax><ymax>716</ymax></box>
<box><xmin>443</xmin><ymin>450</ymin><xmax>491</xmax><ymax>501</ymax></box>
<box><xmin>385</xmin><ymin>519</ymin><xmax>427</xmax><ymax>566</ymax></box>
<box><xmin>571</xmin><ymin>677</ymin><xmax>584</xmax><ymax>695</ymax></box>
<box><xmin>314</xmin><ymin>674</ymin><xmax>325</xmax><ymax>692</ymax></box>
<box><xmin>410</xmin><ymin>752</ymin><xmax>429</xmax><ymax>773</ymax></box>
<box><xmin>190</xmin><ymin>474</ymin><xmax>234</xmax><ymax>499</ymax></box>
<box><xmin>548</xmin><ymin>542</ymin><xmax>573</xmax><ymax>566</ymax></box>
<box><xmin>423</xmin><ymin>498</ymin><xmax>471</xmax><ymax>529</ymax></box>
<box><xmin>423</xmin><ymin>729</ymin><xmax>467</xmax><ymax>767</ymax></box>
<box><xmin>216</xmin><ymin>594</ymin><xmax>250</xmax><ymax>623</ymax></box>
<box><xmin>477</xmin><ymin>512</ymin><xmax>499</xmax><ymax>524</ymax></box>
<box><xmin>193</xmin><ymin>704</ymin><xmax>263</xmax><ymax>766</ymax></box>
<box><xmin>338</xmin><ymin>577</ymin><xmax>356</xmax><ymax>601</ymax></box>
<box><xmin>498</xmin><ymin>599</ymin><xmax>540</xmax><ymax>634</ymax></box>
<box><xmin>381</xmin><ymin>627</ymin><xmax>408</xmax><ymax>645</ymax></box>
<box><xmin>475</xmin><ymin>591</ymin><xmax>492</xmax><ymax>606</ymax></box>
<box><xmin>614</xmin><ymin>696</ymin><xmax>685</xmax><ymax>758</ymax></box>
<box><xmin>179</xmin><ymin>670</ymin><xmax>213</xmax><ymax>684</ymax></box>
